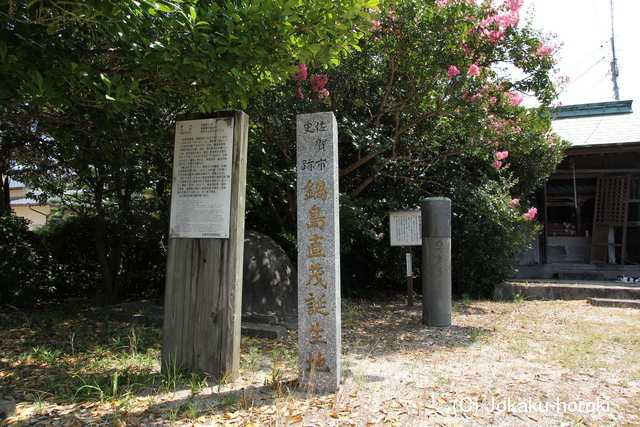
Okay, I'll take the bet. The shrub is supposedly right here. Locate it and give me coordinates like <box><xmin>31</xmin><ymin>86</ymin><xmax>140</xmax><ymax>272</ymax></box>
<box><xmin>37</xmin><ymin>212</ymin><xmax>168</xmax><ymax>301</ymax></box>
<box><xmin>0</xmin><ymin>213</ymin><xmax>53</xmax><ymax>306</ymax></box>
<box><xmin>37</xmin><ymin>216</ymin><xmax>101</xmax><ymax>297</ymax></box>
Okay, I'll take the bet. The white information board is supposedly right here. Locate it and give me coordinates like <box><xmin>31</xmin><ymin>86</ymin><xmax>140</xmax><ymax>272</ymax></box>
<box><xmin>169</xmin><ymin>117</ymin><xmax>234</xmax><ymax>238</ymax></box>
<box><xmin>389</xmin><ymin>210</ymin><xmax>422</xmax><ymax>246</ymax></box>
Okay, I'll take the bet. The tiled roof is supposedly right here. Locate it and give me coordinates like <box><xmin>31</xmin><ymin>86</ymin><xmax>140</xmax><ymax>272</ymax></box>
<box><xmin>8</xmin><ymin>179</ymin><xmax>26</xmax><ymax>189</ymax></box>
<box><xmin>551</xmin><ymin>100</ymin><xmax>640</xmax><ymax>148</ymax></box>
<box><xmin>10</xmin><ymin>197</ymin><xmax>39</xmax><ymax>207</ymax></box>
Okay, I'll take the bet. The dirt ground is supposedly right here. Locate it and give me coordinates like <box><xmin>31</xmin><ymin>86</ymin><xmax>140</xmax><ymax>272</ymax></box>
<box><xmin>5</xmin><ymin>298</ymin><xmax>640</xmax><ymax>426</ymax></box>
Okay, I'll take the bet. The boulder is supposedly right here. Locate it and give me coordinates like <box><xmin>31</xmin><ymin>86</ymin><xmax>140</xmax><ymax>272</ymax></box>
<box><xmin>0</xmin><ymin>400</ymin><xmax>16</xmax><ymax>420</ymax></box>
<box><xmin>242</xmin><ymin>230</ymin><xmax>297</xmax><ymax>316</ymax></box>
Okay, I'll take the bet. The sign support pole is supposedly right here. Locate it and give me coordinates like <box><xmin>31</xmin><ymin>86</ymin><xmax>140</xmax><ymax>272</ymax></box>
<box><xmin>406</xmin><ymin>246</ymin><xmax>413</xmax><ymax>307</ymax></box>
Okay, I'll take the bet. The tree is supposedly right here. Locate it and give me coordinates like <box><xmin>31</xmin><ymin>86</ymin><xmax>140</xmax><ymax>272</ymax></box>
<box><xmin>1</xmin><ymin>0</ymin><xmax>380</xmax><ymax>300</ymax></box>
<box><xmin>247</xmin><ymin>0</ymin><xmax>569</xmax><ymax>296</ymax></box>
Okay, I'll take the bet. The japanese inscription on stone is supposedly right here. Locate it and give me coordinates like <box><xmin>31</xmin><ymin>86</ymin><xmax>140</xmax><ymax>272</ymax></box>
<box><xmin>297</xmin><ymin>112</ymin><xmax>341</xmax><ymax>392</ymax></box>
<box><xmin>169</xmin><ymin>117</ymin><xmax>234</xmax><ymax>238</ymax></box>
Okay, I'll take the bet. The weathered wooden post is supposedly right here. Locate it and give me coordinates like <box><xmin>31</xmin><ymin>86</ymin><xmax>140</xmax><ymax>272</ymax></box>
<box><xmin>296</xmin><ymin>112</ymin><xmax>341</xmax><ymax>393</ymax></box>
<box><xmin>162</xmin><ymin>111</ymin><xmax>248</xmax><ymax>380</ymax></box>
<box><xmin>421</xmin><ymin>197</ymin><xmax>452</xmax><ymax>326</ymax></box>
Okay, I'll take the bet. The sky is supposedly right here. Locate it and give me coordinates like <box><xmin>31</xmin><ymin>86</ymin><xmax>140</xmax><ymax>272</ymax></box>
<box><xmin>521</xmin><ymin>0</ymin><xmax>640</xmax><ymax>108</ymax></box>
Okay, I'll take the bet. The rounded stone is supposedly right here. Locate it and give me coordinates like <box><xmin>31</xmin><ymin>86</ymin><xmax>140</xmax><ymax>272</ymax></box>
<box><xmin>242</xmin><ymin>230</ymin><xmax>297</xmax><ymax>315</ymax></box>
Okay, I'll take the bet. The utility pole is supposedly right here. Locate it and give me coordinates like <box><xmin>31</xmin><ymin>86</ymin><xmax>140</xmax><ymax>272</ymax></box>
<box><xmin>610</xmin><ymin>0</ymin><xmax>620</xmax><ymax>100</ymax></box>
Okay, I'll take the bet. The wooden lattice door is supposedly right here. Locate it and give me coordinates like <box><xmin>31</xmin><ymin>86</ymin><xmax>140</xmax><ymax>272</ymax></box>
<box><xmin>590</xmin><ymin>175</ymin><xmax>631</xmax><ymax>264</ymax></box>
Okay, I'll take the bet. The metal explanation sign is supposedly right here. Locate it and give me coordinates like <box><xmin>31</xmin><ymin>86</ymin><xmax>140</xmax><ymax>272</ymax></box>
<box><xmin>169</xmin><ymin>117</ymin><xmax>234</xmax><ymax>238</ymax></box>
<box><xmin>389</xmin><ymin>210</ymin><xmax>422</xmax><ymax>247</ymax></box>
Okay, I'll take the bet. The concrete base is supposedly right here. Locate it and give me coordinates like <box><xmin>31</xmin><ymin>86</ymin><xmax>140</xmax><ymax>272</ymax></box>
<box><xmin>87</xmin><ymin>301</ymin><xmax>297</xmax><ymax>338</ymax></box>
<box><xmin>512</xmin><ymin>263</ymin><xmax>640</xmax><ymax>281</ymax></box>
<box><xmin>495</xmin><ymin>280</ymin><xmax>640</xmax><ymax>301</ymax></box>
<box><xmin>241</xmin><ymin>323</ymin><xmax>288</xmax><ymax>339</ymax></box>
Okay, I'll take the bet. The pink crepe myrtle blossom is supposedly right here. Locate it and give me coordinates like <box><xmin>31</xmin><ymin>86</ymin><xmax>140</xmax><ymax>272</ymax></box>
<box><xmin>546</xmin><ymin>134</ymin><xmax>556</xmax><ymax>147</ymax></box>
<box><xmin>524</xmin><ymin>207</ymin><xmax>538</xmax><ymax>221</ymax></box>
<box><xmin>483</xmin><ymin>28</ymin><xmax>505</xmax><ymax>43</ymax></box>
<box><xmin>507</xmin><ymin>0</ymin><xmax>524</xmax><ymax>12</ymax></box>
<box><xmin>317</xmin><ymin>88</ymin><xmax>330</xmax><ymax>99</ymax></box>
<box><xmin>537</xmin><ymin>43</ymin><xmax>555</xmax><ymax>57</ymax></box>
<box><xmin>460</xmin><ymin>41</ymin><xmax>471</xmax><ymax>56</ymax></box>
<box><xmin>448</xmin><ymin>65</ymin><xmax>461</xmax><ymax>78</ymax></box>
<box><xmin>310</xmin><ymin>74</ymin><xmax>328</xmax><ymax>92</ymax></box>
<box><xmin>495</xmin><ymin>150</ymin><xmax>509</xmax><ymax>160</ymax></box>
<box><xmin>509</xmin><ymin>198</ymin><xmax>520</xmax><ymax>208</ymax></box>
<box><xmin>467</xmin><ymin>64</ymin><xmax>481</xmax><ymax>77</ymax></box>
<box><xmin>492</xmin><ymin>160</ymin><xmax>503</xmax><ymax>169</ymax></box>
<box><xmin>438</xmin><ymin>0</ymin><xmax>477</xmax><ymax>5</ymax></box>
<box><xmin>293</xmin><ymin>63</ymin><xmax>308</xmax><ymax>83</ymax></box>
<box><xmin>507</xmin><ymin>92</ymin><xmax>523</xmax><ymax>106</ymax></box>
<box><xmin>366</xmin><ymin>18</ymin><xmax>382</xmax><ymax>31</ymax></box>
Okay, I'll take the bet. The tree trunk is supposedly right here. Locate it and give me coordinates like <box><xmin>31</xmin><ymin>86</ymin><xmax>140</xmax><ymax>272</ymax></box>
<box><xmin>0</xmin><ymin>173</ymin><xmax>10</xmax><ymax>215</ymax></box>
<box><xmin>1</xmin><ymin>144</ymin><xmax>12</xmax><ymax>215</ymax></box>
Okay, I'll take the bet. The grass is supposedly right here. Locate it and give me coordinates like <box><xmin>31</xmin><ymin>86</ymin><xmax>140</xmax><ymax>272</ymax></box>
<box><xmin>499</xmin><ymin>300</ymin><xmax>640</xmax><ymax>372</ymax></box>
<box><xmin>2</xmin><ymin>297</ymin><xmax>640</xmax><ymax>426</ymax></box>
<box><xmin>0</xmin><ymin>298</ymin><xmax>305</xmax><ymax>424</ymax></box>
<box><xmin>1</xmin><ymin>301</ymin><xmax>163</xmax><ymax>404</ymax></box>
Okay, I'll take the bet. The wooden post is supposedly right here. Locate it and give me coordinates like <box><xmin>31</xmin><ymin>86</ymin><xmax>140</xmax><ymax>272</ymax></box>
<box><xmin>162</xmin><ymin>111</ymin><xmax>248</xmax><ymax>380</ymax></box>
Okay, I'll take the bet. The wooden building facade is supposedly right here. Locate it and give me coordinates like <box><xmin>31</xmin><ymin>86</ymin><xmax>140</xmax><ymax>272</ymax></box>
<box><xmin>516</xmin><ymin>100</ymin><xmax>640</xmax><ymax>280</ymax></box>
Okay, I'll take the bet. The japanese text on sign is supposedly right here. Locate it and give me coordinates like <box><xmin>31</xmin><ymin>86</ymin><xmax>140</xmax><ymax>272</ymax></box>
<box><xmin>169</xmin><ymin>117</ymin><xmax>234</xmax><ymax>238</ymax></box>
<box><xmin>389</xmin><ymin>210</ymin><xmax>422</xmax><ymax>246</ymax></box>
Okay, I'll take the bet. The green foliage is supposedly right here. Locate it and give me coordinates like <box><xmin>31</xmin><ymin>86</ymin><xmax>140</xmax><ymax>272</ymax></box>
<box><xmin>37</xmin><ymin>212</ymin><xmax>167</xmax><ymax>301</ymax></box>
<box><xmin>0</xmin><ymin>214</ymin><xmax>53</xmax><ymax>305</ymax></box>
<box><xmin>36</xmin><ymin>217</ymin><xmax>101</xmax><ymax>297</ymax></box>
<box><xmin>247</xmin><ymin>0</ymin><xmax>568</xmax><ymax>298</ymax></box>
<box><xmin>339</xmin><ymin>195</ymin><xmax>406</xmax><ymax>295</ymax></box>
<box><xmin>450</xmin><ymin>181</ymin><xmax>541</xmax><ymax>298</ymax></box>
<box><xmin>2</xmin><ymin>0</ymin><xmax>380</xmax><ymax>301</ymax></box>
<box><xmin>0</xmin><ymin>0</ymin><xmax>379</xmax><ymax>115</ymax></box>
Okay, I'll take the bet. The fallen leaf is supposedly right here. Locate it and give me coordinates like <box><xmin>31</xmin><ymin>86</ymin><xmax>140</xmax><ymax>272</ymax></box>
<box><xmin>222</xmin><ymin>411</ymin><xmax>239</xmax><ymax>420</ymax></box>
<box><xmin>287</xmin><ymin>415</ymin><xmax>303</xmax><ymax>424</ymax></box>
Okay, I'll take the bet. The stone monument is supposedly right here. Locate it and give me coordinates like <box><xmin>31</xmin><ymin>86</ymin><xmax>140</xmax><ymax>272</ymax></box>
<box><xmin>296</xmin><ymin>111</ymin><xmax>341</xmax><ymax>392</ymax></box>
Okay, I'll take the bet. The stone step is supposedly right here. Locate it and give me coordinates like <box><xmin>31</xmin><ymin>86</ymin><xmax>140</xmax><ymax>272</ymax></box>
<box><xmin>587</xmin><ymin>298</ymin><xmax>640</xmax><ymax>309</ymax></box>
